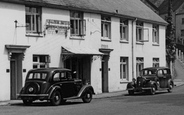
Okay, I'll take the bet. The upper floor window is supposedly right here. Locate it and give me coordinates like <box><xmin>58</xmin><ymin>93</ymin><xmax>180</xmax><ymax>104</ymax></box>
<box><xmin>120</xmin><ymin>19</ymin><xmax>128</xmax><ymax>41</ymax></box>
<box><xmin>70</xmin><ymin>11</ymin><xmax>86</xmax><ymax>36</ymax></box>
<box><xmin>26</xmin><ymin>6</ymin><xmax>42</xmax><ymax>34</ymax></box>
<box><xmin>152</xmin><ymin>24</ymin><xmax>159</xmax><ymax>44</ymax></box>
<box><xmin>181</xmin><ymin>29</ymin><xmax>184</xmax><ymax>36</ymax></box>
<box><xmin>182</xmin><ymin>18</ymin><xmax>184</xmax><ymax>25</ymax></box>
<box><xmin>101</xmin><ymin>15</ymin><xmax>111</xmax><ymax>39</ymax></box>
<box><xmin>136</xmin><ymin>21</ymin><xmax>144</xmax><ymax>42</ymax></box>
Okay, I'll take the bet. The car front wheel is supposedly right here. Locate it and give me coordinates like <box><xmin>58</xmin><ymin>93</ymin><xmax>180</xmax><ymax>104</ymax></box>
<box><xmin>50</xmin><ymin>91</ymin><xmax>61</xmax><ymax>106</ymax></box>
<box><xmin>150</xmin><ymin>85</ymin><xmax>156</xmax><ymax>95</ymax></box>
<box><xmin>23</xmin><ymin>100</ymin><xmax>32</xmax><ymax>106</ymax></box>
<box><xmin>82</xmin><ymin>90</ymin><xmax>92</xmax><ymax>103</ymax></box>
<box><xmin>128</xmin><ymin>90</ymin><xmax>134</xmax><ymax>95</ymax></box>
<box><xmin>167</xmin><ymin>82</ymin><xmax>173</xmax><ymax>93</ymax></box>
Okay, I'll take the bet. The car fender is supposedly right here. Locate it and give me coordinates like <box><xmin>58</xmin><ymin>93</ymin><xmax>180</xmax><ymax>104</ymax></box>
<box><xmin>77</xmin><ymin>85</ymin><xmax>95</xmax><ymax>97</ymax></box>
<box><xmin>48</xmin><ymin>86</ymin><xmax>61</xmax><ymax>99</ymax></box>
<box><xmin>168</xmin><ymin>79</ymin><xmax>174</xmax><ymax>87</ymax></box>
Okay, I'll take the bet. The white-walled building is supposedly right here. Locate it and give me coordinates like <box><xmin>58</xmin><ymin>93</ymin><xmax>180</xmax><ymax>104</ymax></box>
<box><xmin>0</xmin><ymin>0</ymin><xmax>167</xmax><ymax>101</ymax></box>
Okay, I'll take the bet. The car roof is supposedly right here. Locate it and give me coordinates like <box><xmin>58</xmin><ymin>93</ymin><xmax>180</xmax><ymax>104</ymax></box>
<box><xmin>142</xmin><ymin>67</ymin><xmax>169</xmax><ymax>70</ymax></box>
<box><xmin>28</xmin><ymin>67</ymin><xmax>71</xmax><ymax>73</ymax></box>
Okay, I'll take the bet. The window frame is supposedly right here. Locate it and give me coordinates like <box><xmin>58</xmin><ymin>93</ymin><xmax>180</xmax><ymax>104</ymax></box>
<box><xmin>26</xmin><ymin>6</ymin><xmax>42</xmax><ymax>34</ymax></box>
<box><xmin>153</xmin><ymin>58</ymin><xmax>159</xmax><ymax>67</ymax></box>
<box><xmin>182</xmin><ymin>18</ymin><xmax>184</xmax><ymax>25</ymax></box>
<box><xmin>181</xmin><ymin>29</ymin><xmax>184</xmax><ymax>37</ymax></box>
<box><xmin>101</xmin><ymin>15</ymin><xmax>111</xmax><ymax>40</ymax></box>
<box><xmin>120</xmin><ymin>57</ymin><xmax>129</xmax><ymax>81</ymax></box>
<box><xmin>136</xmin><ymin>57</ymin><xmax>144</xmax><ymax>77</ymax></box>
<box><xmin>33</xmin><ymin>55</ymin><xmax>50</xmax><ymax>68</ymax></box>
<box><xmin>152</xmin><ymin>24</ymin><xmax>159</xmax><ymax>44</ymax></box>
<box><xmin>136</xmin><ymin>21</ymin><xmax>144</xmax><ymax>42</ymax></box>
<box><xmin>120</xmin><ymin>19</ymin><xmax>128</xmax><ymax>42</ymax></box>
<box><xmin>70</xmin><ymin>11</ymin><xmax>86</xmax><ymax>37</ymax></box>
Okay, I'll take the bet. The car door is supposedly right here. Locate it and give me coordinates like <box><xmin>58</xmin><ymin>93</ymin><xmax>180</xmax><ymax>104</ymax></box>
<box><xmin>60</xmin><ymin>71</ymin><xmax>78</xmax><ymax>98</ymax></box>
<box><xmin>157</xmin><ymin>69</ymin><xmax>168</xmax><ymax>88</ymax></box>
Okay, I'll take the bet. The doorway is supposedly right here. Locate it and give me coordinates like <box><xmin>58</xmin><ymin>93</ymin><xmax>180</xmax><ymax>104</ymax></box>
<box><xmin>10</xmin><ymin>53</ymin><xmax>23</xmax><ymax>100</ymax></box>
<box><xmin>101</xmin><ymin>55</ymin><xmax>109</xmax><ymax>93</ymax></box>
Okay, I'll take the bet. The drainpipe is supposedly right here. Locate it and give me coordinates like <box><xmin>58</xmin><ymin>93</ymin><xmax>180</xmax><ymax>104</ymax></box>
<box><xmin>132</xmin><ymin>18</ymin><xmax>137</xmax><ymax>79</ymax></box>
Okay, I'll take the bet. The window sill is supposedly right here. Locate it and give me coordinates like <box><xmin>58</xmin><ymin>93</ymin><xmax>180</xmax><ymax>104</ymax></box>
<box><xmin>26</xmin><ymin>33</ymin><xmax>44</xmax><ymax>37</ymax></box>
<box><xmin>101</xmin><ymin>37</ymin><xmax>111</xmax><ymax>42</ymax></box>
<box><xmin>120</xmin><ymin>40</ymin><xmax>129</xmax><ymax>43</ymax></box>
<box><xmin>70</xmin><ymin>36</ymin><xmax>85</xmax><ymax>40</ymax></box>
<box><xmin>136</xmin><ymin>41</ymin><xmax>144</xmax><ymax>45</ymax></box>
<box><xmin>120</xmin><ymin>79</ymin><xmax>130</xmax><ymax>84</ymax></box>
<box><xmin>152</xmin><ymin>43</ymin><xmax>159</xmax><ymax>46</ymax></box>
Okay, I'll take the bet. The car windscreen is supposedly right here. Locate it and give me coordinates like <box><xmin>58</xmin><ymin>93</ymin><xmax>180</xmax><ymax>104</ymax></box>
<box><xmin>27</xmin><ymin>72</ymin><xmax>48</xmax><ymax>80</ymax></box>
<box><xmin>141</xmin><ymin>69</ymin><xmax>156</xmax><ymax>76</ymax></box>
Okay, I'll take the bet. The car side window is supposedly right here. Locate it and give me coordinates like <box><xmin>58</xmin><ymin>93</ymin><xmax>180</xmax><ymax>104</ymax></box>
<box><xmin>61</xmin><ymin>72</ymin><xmax>67</xmax><ymax>80</ymax></box>
<box><xmin>53</xmin><ymin>72</ymin><xmax>60</xmax><ymax>81</ymax></box>
<box><xmin>158</xmin><ymin>70</ymin><xmax>163</xmax><ymax>76</ymax></box>
<box><xmin>163</xmin><ymin>69</ymin><xmax>168</xmax><ymax>75</ymax></box>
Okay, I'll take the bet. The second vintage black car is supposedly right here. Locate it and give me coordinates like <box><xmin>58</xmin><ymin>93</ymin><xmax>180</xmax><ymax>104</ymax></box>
<box><xmin>18</xmin><ymin>68</ymin><xmax>95</xmax><ymax>106</ymax></box>
<box><xmin>127</xmin><ymin>67</ymin><xmax>174</xmax><ymax>95</ymax></box>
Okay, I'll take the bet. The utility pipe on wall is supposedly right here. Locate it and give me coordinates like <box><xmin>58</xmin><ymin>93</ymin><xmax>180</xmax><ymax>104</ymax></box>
<box><xmin>132</xmin><ymin>18</ymin><xmax>137</xmax><ymax>79</ymax></box>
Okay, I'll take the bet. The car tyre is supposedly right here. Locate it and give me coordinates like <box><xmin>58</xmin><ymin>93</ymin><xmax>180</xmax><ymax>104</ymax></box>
<box><xmin>82</xmin><ymin>90</ymin><xmax>92</xmax><ymax>103</ymax></box>
<box><xmin>50</xmin><ymin>91</ymin><xmax>61</xmax><ymax>106</ymax></box>
<box><xmin>128</xmin><ymin>90</ymin><xmax>134</xmax><ymax>95</ymax></box>
<box><xmin>167</xmin><ymin>82</ymin><xmax>173</xmax><ymax>93</ymax></box>
<box><xmin>150</xmin><ymin>85</ymin><xmax>156</xmax><ymax>95</ymax></box>
<box><xmin>23</xmin><ymin>100</ymin><xmax>32</xmax><ymax>106</ymax></box>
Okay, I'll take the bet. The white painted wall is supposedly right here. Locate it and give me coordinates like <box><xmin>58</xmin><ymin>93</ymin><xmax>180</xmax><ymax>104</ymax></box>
<box><xmin>0</xmin><ymin>1</ymin><xmax>166</xmax><ymax>100</ymax></box>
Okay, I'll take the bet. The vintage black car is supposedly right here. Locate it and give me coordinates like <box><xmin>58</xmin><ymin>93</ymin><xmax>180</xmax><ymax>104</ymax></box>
<box><xmin>18</xmin><ymin>68</ymin><xmax>95</xmax><ymax>106</ymax></box>
<box><xmin>127</xmin><ymin>67</ymin><xmax>174</xmax><ymax>95</ymax></box>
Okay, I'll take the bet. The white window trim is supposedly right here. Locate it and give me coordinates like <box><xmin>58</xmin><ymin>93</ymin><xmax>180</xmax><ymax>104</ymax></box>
<box><xmin>101</xmin><ymin>16</ymin><xmax>111</xmax><ymax>40</ymax></box>
<box><xmin>120</xmin><ymin>20</ymin><xmax>128</xmax><ymax>42</ymax></box>
<box><xmin>120</xmin><ymin>57</ymin><xmax>129</xmax><ymax>81</ymax></box>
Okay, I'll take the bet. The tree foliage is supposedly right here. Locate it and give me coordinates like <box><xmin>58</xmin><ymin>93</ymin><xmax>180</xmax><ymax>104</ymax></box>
<box><xmin>166</xmin><ymin>0</ymin><xmax>176</xmax><ymax>66</ymax></box>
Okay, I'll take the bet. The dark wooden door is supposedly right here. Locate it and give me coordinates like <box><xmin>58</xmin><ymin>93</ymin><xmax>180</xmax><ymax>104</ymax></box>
<box><xmin>102</xmin><ymin>56</ymin><xmax>109</xmax><ymax>93</ymax></box>
<box><xmin>10</xmin><ymin>53</ymin><xmax>23</xmax><ymax>100</ymax></box>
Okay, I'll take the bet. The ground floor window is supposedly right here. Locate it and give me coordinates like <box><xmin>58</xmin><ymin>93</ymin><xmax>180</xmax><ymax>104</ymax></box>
<box><xmin>33</xmin><ymin>55</ymin><xmax>50</xmax><ymax>68</ymax></box>
<box><xmin>120</xmin><ymin>57</ymin><xmax>129</xmax><ymax>80</ymax></box>
<box><xmin>136</xmin><ymin>57</ymin><xmax>144</xmax><ymax>77</ymax></box>
<box><xmin>153</xmin><ymin>58</ymin><xmax>159</xmax><ymax>67</ymax></box>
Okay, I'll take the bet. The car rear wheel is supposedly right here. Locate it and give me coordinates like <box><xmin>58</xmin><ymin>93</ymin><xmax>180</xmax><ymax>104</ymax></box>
<box><xmin>50</xmin><ymin>91</ymin><xmax>61</xmax><ymax>106</ymax></box>
<box><xmin>82</xmin><ymin>90</ymin><xmax>92</xmax><ymax>103</ymax></box>
<box><xmin>150</xmin><ymin>85</ymin><xmax>156</xmax><ymax>95</ymax></box>
<box><xmin>23</xmin><ymin>100</ymin><xmax>32</xmax><ymax>106</ymax></box>
<box><xmin>128</xmin><ymin>90</ymin><xmax>134</xmax><ymax>95</ymax></box>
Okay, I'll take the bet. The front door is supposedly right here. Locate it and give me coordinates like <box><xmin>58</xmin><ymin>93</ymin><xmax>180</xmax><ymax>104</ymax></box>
<box><xmin>101</xmin><ymin>55</ymin><xmax>109</xmax><ymax>93</ymax></box>
<box><xmin>10</xmin><ymin>53</ymin><xmax>23</xmax><ymax>100</ymax></box>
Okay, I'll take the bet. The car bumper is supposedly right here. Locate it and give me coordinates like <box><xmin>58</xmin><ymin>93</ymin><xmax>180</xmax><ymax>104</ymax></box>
<box><xmin>18</xmin><ymin>94</ymin><xmax>49</xmax><ymax>100</ymax></box>
<box><xmin>127</xmin><ymin>87</ymin><xmax>152</xmax><ymax>92</ymax></box>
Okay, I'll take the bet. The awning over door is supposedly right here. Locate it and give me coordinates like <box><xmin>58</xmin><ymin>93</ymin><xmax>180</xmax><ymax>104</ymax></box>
<box><xmin>61</xmin><ymin>46</ymin><xmax>103</xmax><ymax>55</ymax></box>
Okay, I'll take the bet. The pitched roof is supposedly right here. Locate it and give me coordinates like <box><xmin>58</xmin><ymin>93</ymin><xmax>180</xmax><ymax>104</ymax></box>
<box><xmin>1</xmin><ymin>0</ymin><xmax>167</xmax><ymax>25</ymax></box>
<box><xmin>159</xmin><ymin>0</ymin><xmax>184</xmax><ymax>15</ymax></box>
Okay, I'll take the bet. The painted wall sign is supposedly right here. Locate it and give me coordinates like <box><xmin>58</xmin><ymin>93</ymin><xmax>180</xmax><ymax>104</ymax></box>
<box><xmin>45</xmin><ymin>19</ymin><xmax>70</xmax><ymax>34</ymax></box>
<box><xmin>101</xmin><ymin>44</ymin><xmax>109</xmax><ymax>49</ymax></box>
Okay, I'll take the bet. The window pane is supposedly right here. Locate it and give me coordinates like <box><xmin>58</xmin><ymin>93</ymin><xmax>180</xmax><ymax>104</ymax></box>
<box><xmin>26</xmin><ymin>15</ymin><xmax>31</xmax><ymax>31</ymax></box>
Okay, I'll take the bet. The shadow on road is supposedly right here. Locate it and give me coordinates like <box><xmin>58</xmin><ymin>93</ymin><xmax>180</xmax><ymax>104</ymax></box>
<box><xmin>10</xmin><ymin>101</ymin><xmax>84</xmax><ymax>107</ymax></box>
